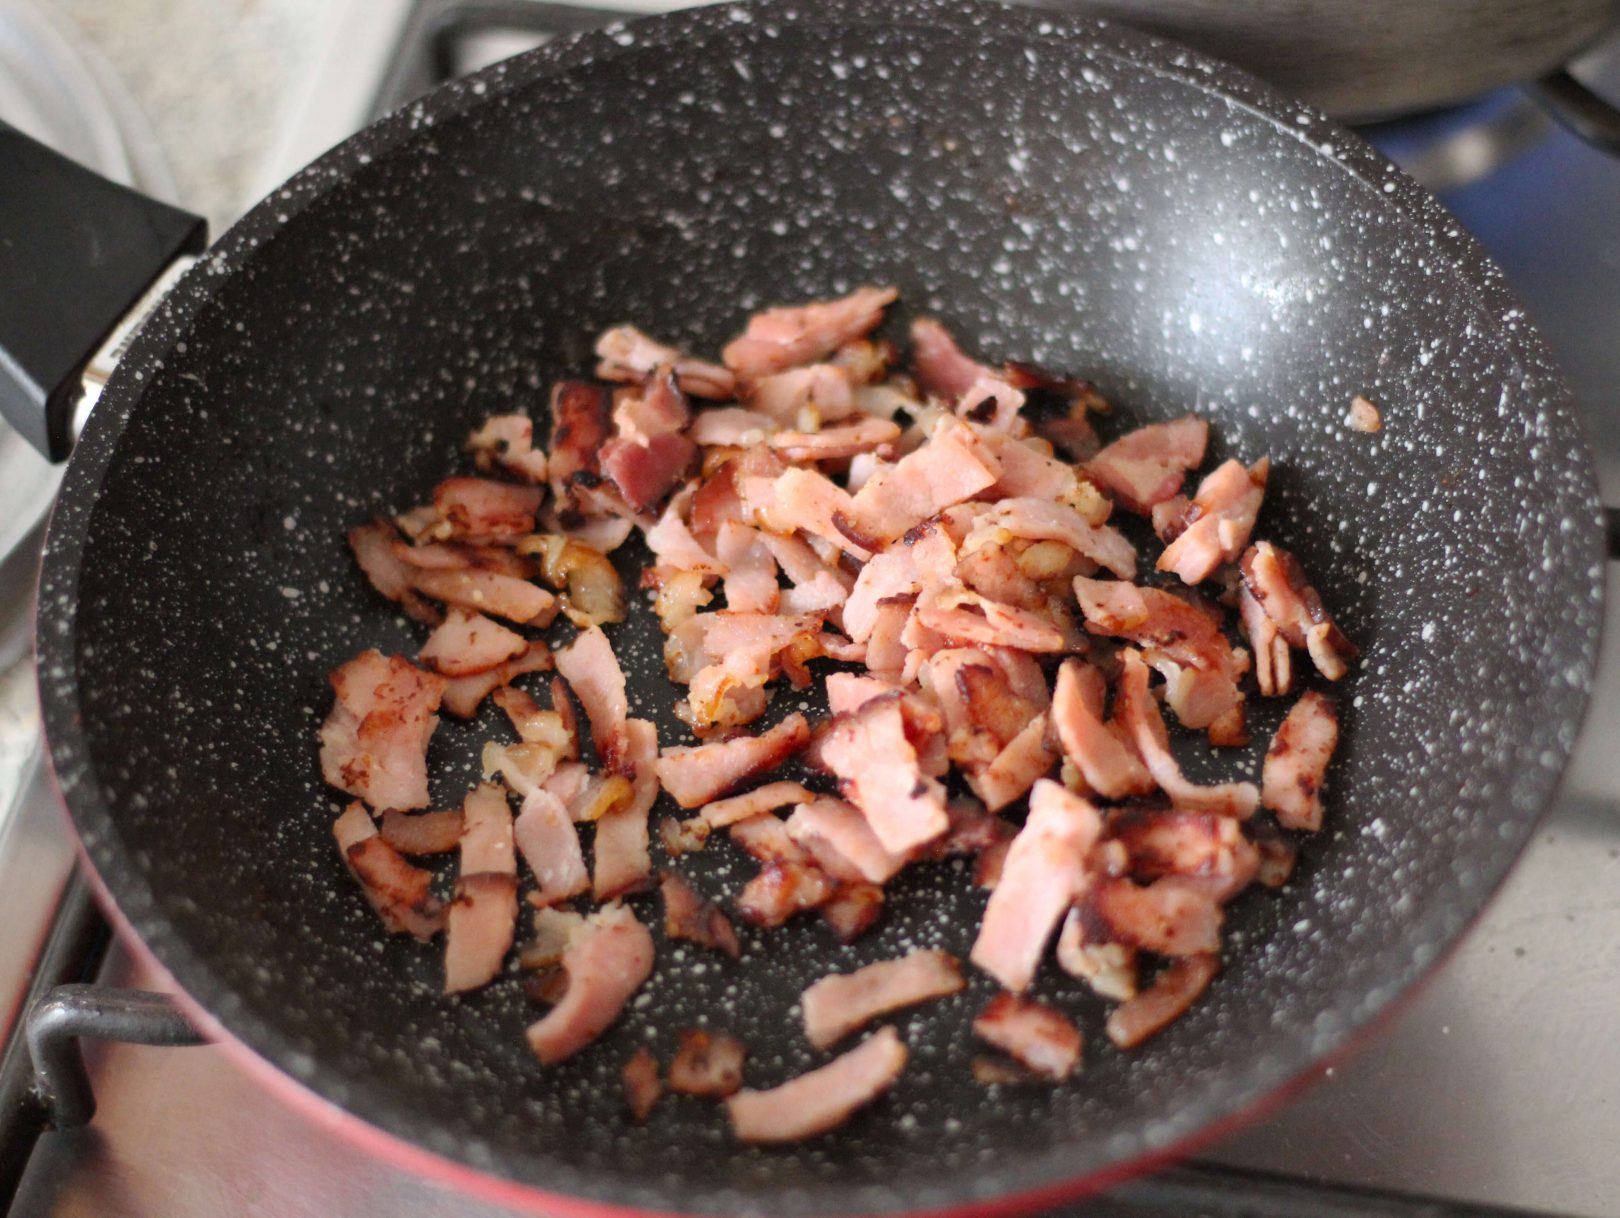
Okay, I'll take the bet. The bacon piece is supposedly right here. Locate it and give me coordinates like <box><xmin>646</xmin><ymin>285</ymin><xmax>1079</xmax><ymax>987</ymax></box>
<box><xmin>819</xmin><ymin>883</ymin><xmax>885</xmax><ymax>943</ymax></box>
<box><xmin>1239</xmin><ymin>582</ymin><xmax>1293</xmax><ymax>697</ymax></box>
<box><xmin>971</xmin><ymin>780</ymin><xmax>1103</xmax><ymax>993</ymax></box>
<box><xmin>699</xmin><ymin>780</ymin><xmax>816</xmax><ymax>828</ymax></box>
<box><xmin>721</xmin><ymin>286</ymin><xmax>898</xmax><ymax>379</ymax></box>
<box><xmin>843</xmin><ymin>523</ymin><xmax>956</xmax><ymax>643</ymax></box>
<box><xmin>554</xmin><ymin>626</ymin><xmax>630</xmax><ymax>773</ymax></box>
<box><xmin>1240</xmin><ymin>542</ymin><xmax>1357</xmax><ymax>681</ymax></box>
<box><xmin>848</xmin><ymin>418</ymin><xmax>1001</xmax><ymax>545</ymax></box>
<box><xmin>715</xmin><ymin>522</ymin><xmax>780</xmax><ymax>614</ymax></box>
<box><xmin>734</xmin><ymin>861</ymin><xmax>839</xmax><ymax>928</ymax></box>
<box><xmin>393</xmin><ymin>539</ymin><xmax>531</xmax><ymax>576</ymax></box>
<box><xmin>440</xmin><ymin>643</ymin><xmax>553</xmax><ymax>719</ymax></box>
<box><xmin>408</xmin><ymin>567</ymin><xmax>556</xmax><ymax>627</ymax></box>
<box><xmin>771</xmin><ymin>416</ymin><xmax>902</xmax><ymax>462</ymax></box>
<box><xmin>955</xmin><ymin>376</ymin><xmax>1026</xmax><ymax>432</ymax></box>
<box><xmin>659</xmin><ymin>870</ymin><xmax>741</xmax><ymax>959</ymax></box>
<box><xmin>973</xmin><ymin>428</ymin><xmax>1076</xmax><ymax>502</ymax></box>
<box><xmin>669</xmin><ymin>1029</ymin><xmax>748</xmax><ymax>1098</ymax></box>
<box><xmin>1056</xmin><ymin>909</ymin><xmax>1138</xmax><ymax>1001</ymax></box>
<box><xmin>594</xmin><ymin>325</ymin><xmax>737</xmax><ymax>400</ymax></box>
<box><xmin>725</xmin><ymin>1026</ymin><xmax>907</xmax><ymax>1144</ymax></box>
<box><xmin>1087</xmin><ymin>875</ymin><xmax>1222</xmax><ymax>957</ymax></box>
<box><xmin>1252</xmin><ymin>823</ymin><xmax>1299</xmax><ymax>888</ymax></box>
<box><xmin>320</xmin><ymin>650</ymin><xmax>446</xmax><ymax>811</ymax></box>
<box><xmin>1051</xmin><ymin>660</ymin><xmax>1154</xmax><ymax>800</ymax></box>
<box><xmin>971</xmin><ymin>498</ymin><xmax>1135</xmax><ymax>580</ymax></box>
<box><xmin>493</xmin><ymin>683</ymin><xmax>579</xmax><ymax>756</ymax></box>
<box><xmin>1110</xmin><ymin>808</ymin><xmax>1259</xmax><ymax>902</ymax></box>
<box><xmin>348</xmin><ymin>518</ymin><xmax>439</xmax><ymax>623</ymax></box>
<box><xmin>748</xmin><ymin>364</ymin><xmax>858</xmax><ymax>426</ymax></box>
<box><xmin>612</xmin><ymin>365</ymin><xmax>691</xmax><ymax>443</ymax></box>
<box><xmin>968</xmin><ymin>714</ymin><xmax>1059</xmax><ymax>812</ymax></box>
<box><xmin>547</xmin><ymin>380</ymin><xmax>613</xmax><ymax>503</ymax></box>
<box><xmin>1084</xmin><ymin>416</ymin><xmax>1209</xmax><ymax>514</ymax></box>
<box><xmin>418</xmin><ymin>608</ymin><xmax>526</xmax><ymax>677</ymax></box>
<box><xmin>1157</xmin><ymin>458</ymin><xmax>1269</xmax><ymax>585</ymax></box>
<box><xmin>657</xmin><ymin>815</ymin><xmax>710</xmax><ymax>857</ymax></box>
<box><xmin>526</xmin><ymin>904</ymin><xmax>655</xmax><ymax>1064</ymax></box>
<box><xmin>1117</xmin><ymin>649</ymin><xmax>1259</xmax><ymax>818</ymax></box>
<box><xmin>602</xmin><ymin>430</ymin><xmax>697</xmax><ymax>516</ymax></box>
<box><xmin>623</xmin><ymin>1045</ymin><xmax>662</xmax><ymax>1123</ymax></box>
<box><xmin>445</xmin><ymin>784</ymin><xmax>518</xmax><ymax>993</ymax></box>
<box><xmin>333</xmin><ymin>802</ymin><xmax>443</xmax><ymax>939</ymax></box>
<box><xmin>863</xmin><ymin>600</ymin><xmax>912</xmax><ymax>676</ymax></box>
<box><xmin>728</xmin><ymin>812</ymin><xmax>810</xmax><ymax>865</ymax></box>
<box><xmin>646</xmin><ymin>500</ymin><xmax>726</xmax><ymax>578</ymax></box>
<box><xmin>825</xmin><ymin>673</ymin><xmax>902</xmax><ymax>717</ymax></box>
<box><xmin>910</xmin><ymin>317</ymin><xmax>995</xmax><ymax>400</ymax></box>
<box><xmin>514</xmin><ymin>789</ymin><xmax>589</xmax><ymax>907</ymax></box>
<box><xmin>801</xmin><ymin>950</ymin><xmax>964</xmax><ymax>1049</ymax></box>
<box><xmin>915</xmin><ymin>583</ymin><xmax>1067</xmax><ymax>653</ymax></box>
<box><xmin>593</xmin><ymin>717</ymin><xmax>659</xmax><ymax>899</ymax></box>
<box><xmin>467</xmin><ymin>413</ymin><xmax>549</xmax><ymax>483</ymax></box>
<box><xmin>818</xmin><ymin>695</ymin><xmax>948</xmax><ymax>854</ymax></box>
<box><xmin>690</xmin><ymin>407</ymin><xmax>777</xmax><ymax>447</ymax></box>
<box><xmin>379</xmin><ymin>808</ymin><xmax>463</xmax><ymax>855</ymax></box>
<box><xmin>1346</xmin><ymin>394</ymin><xmax>1382</xmax><ymax>433</ymax></box>
<box><xmin>753</xmin><ymin>466</ymin><xmax>873</xmax><ymax>560</ymax></box>
<box><xmin>972</xmin><ymin>994</ymin><xmax>1081</xmax><ymax>1081</ymax></box>
<box><xmin>432</xmin><ymin>477</ymin><xmax>541</xmax><ymax>543</ymax></box>
<box><xmin>787</xmin><ymin>798</ymin><xmax>906</xmax><ymax>884</ymax></box>
<box><xmin>1106</xmin><ymin>955</ymin><xmax>1220</xmax><ymax>1049</ymax></box>
<box><xmin>1262</xmin><ymin>690</ymin><xmax>1339</xmax><ymax>832</ymax></box>
<box><xmin>656</xmin><ymin>714</ymin><xmax>810</xmax><ymax>808</ymax></box>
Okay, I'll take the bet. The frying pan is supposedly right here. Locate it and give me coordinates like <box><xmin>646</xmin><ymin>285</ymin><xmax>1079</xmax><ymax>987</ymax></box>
<box><xmin>2</xmin><ymin>1</ymin><xmax>1604</xmax><ymax>1214</ymax></box>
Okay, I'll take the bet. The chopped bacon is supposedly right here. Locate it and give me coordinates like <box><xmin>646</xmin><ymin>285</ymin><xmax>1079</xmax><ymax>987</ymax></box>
<box><xmin>623</xmin><ymin>1045</ymin><xmax>662</xmax><ymax>1123</ymax></box>
<box><xmin>613</xmin><ymin>366</ymin><xmax>691</xmax><ymax>443</ymax></box>
<box><xmin>974</xmin><ymin>429</ymin><xmax>1076</xmax><ymax>502</ymax></box>
<box><xmin>669</xmin><ymin>1029</ymin><xmax>748</xmax><ymax>1097</ymax></box>
<box><xmin>547</xmin><ymin>380</ymin><xmax>613</xmax><ymax>504</ymax></box>
<box><xmin>726</xmin><ymin>1026</ymin><xmax>907</xmax><ymax>1143</ymax></box>
<box><xmin>956</xmin><ymin>377</ymin><xmax>1026</xmax><ymax>432</ymax></box>
<box><xmin>467</xmin><ymin>414</ymin><xmax>549</xmax><ymax>483</ymax></box>
<box><xmin>602</xmin><ymin>430</ymin><xmax>697</xmax><ymax>516</ymax></box>
<box><xmin>593</xmin><ymin>717</ymin><xmax>659</xmax><ymax>899</ymax></box>
<box><xmin>594</xmin><ymin>325</ymin><xmax>737</xmax><ymax>399</ymax></box>
<box><xmin>657</xmin><ymin>714</ymin><xmax>810</xmax><ymax>808</ymax></box>
<box><xmin>440</xmin><ymin>643</ymin><xmax>553</xmax><ymax>719</ymax></box>
<box><xmin>971</xmin><ymin>498</ymin><xmax>1136</xmax><ymax>580</ymax></box>
<box><xmin>320</xmin><ymin>650</ymin><xmax>446</xmax><ymax>811</ymax></box>
<box><xmin>825</xmin><ymin>672</ymin><xmax>902</xmax><ymax>717</ymax></box>
<box><xmin>526</xmin><ymin>904</ymin><xmax>655</xmax><ymax>1064</ymax></box>
<box><xmin>432</xmin><ymin>477</ymin><xmax>542</xmax><ymax>543</ymax></box>
<box><xmin>1262</xmin><ymin>690</ymin><xmax>1339</xmax><ymax>832</ymax></box>
<box><xmin>1051</xmin><ymin>660</ymin><xmax>1154</xmax><ymax>799</ymax></box>
<box><xmin>554</xmin><ymin>626</ymin><xmax>631</xmax><ymax>773</ymax></box>
<box><xmin>514</xmin><ymin>789</ymin><xmax>589</xmax><ymax>907</ymax></box>
<box><xmin>787</xmin><ymin>798</ymin><xmax>907</xmax><ymax>884</ymax></box>
<box><xmin>754</xmin><ymin>466</ymin><xmax>873</xmax><ymax>560</ymax></box>
<box><xmin>715</xmin><ymin>521</ymin><xmax>780</xmax><ymax>614</ymax></box>
<box><xmin>418</xmin><ymin>608</ymin><xmax>527</xmax><ymax>677</ymax></box>
<box><xmin>748</xmin><ymin>364</ymin><xmax>857</xmax><ymax>426</ymax></box>
<box><xmin>1117</xmin><ymin>649</ymin><xmax>1259</xmax><ymax>818</ymax></box>
<box><xmin>968</xmin><ymin>714</ymin><xmax>1059</xmax><ymax>812</ymax></box>
<box><xmin>408</xmin><ymin>567</ymin><xmax>557</xmax><ymax>627</ymax></box>
<box><xmin>1109</xmin><ymin>808</ymin><xmax>1259</xmax><ymax>902</ymax></box>
<box><xmin>1087</xmin><ymin>875</ymin><xmax>1223</xmax><ymax>957</ymax></box>
<box><xmin>1252</xmin><ymin>823</ymin><xmax>1299</xmax><ymax>887</ymax></box>
<box><xmin>1240</xmin><ymin>542</ymin><xmax>1357</xmax><ymax>681</ymax></box>
<box><xmin>699</xmin><ymin>780</ymin><xmax>816</xmax><ymax>828</ymax></box>
<box><xmin>379</xmin><ymin>808</ymin><xmax>463</xmax><ymax>855</ymax></box>
<box><xmin>818</xmin><ymin>695</ymin><xmax>948</xmax><ymax>855</ymax></box>
<box><xmin>771</xmin><ymin>416</ymin><xmax>901</xmax><ymax>462</ymax></box>
<box><xmin>445</xmin><ymin>784</ymin><xmax>518</xmax><ymax>993</ymax></box>
<box><xmin>1084</xmin><ymin>416</ymin><xmax>1209</xmax><ymax>514</ymax></box>
<box><xmin>1106</xmin><ymin>955</ymin><xmax>1220</xmax><ymax>1049</ymax></box>
<box><xmin>819</xmin><ymin>883</ymin><xmax>885</xmax><ymax>942</ymax></box>
<box><xmin>690</xmin><ymin>407</ymin><xmax>777</xmax><ymax>447</ymax></box>
<box><xmin>910</xmin><ymin>318</ymin><xmax>996</xmax><ymax>400</ymax></box>
<box><xmin>972</xmin><ymin>994</ymin><xmax>1081</xmax><ymax>1081</ymax></box>
<box><xmin>735</xmin><ymin>861</ymin><xmax>840</xmax><ymax>928</ymax></box>
<box><xmin>971</xmin><ymin>780</ymin><xmax>1103</xmax><ymax>992</ymax></box>
<box><xmin>843</xmin><ymin>524</ymin><xmax>957</xmax><ymax>643</ymax></box>
<box><xmin>1157</xmin><ymin>458</ymin><xmax>1269</xmax><ymax>585</ymax></box>
<box><xmin>721</xmin><ymin>286</ymin><xmax>898</xmax><ymax>379</ymax></box>
<box><xmin>801</xmin><ymin>950</ymin><xmax>964</xmax><ymax>1050</ymax></box>
<box><xmin>727</xmin><ymin>812</ymin><xmax>811</xmax><ymax>865</ymax></box>
<box><xmin>915</xmin><ymin>583</ymin><xmax>1067</xmax><ymax>653</ymax></box>
<box><xmin>334</xmin><ymin>802</ymin><xmax>443</xmax><ymax>939</ymax></box>
<box><xmin>1056</xmin><ymin>909</ymin><xmax>1138</xmax><ymax>1001</ymax></box>
<box><xmin>494</xmin><ymin>683</ymin><xmax>578</xmax><ymax>755</ymax></box>
<box><xmin>1239</xmin><ymin>583</ymin><xmax>1293</xmax><ymax>697</ymax></box>
<box><xmin>848</xmin><ymin>418</ymin><xmax>1002</xmax><ymax>545</ymax></box>
<box><xmin>1347</xmin><ymin>394</ymin><xmax>1383</xmax><ymax>433</ymax></box>
<box><xmin>348</xmin><ymin>519</ymin><xmax>439</xmax><ymax>624</ymax></box>
<box><xmin>393</xmin><ymin>539</ymin><xmax>531</xmax><ymax>576</ymax></box>
<box><xmin>660</xmin><ymin>870</ymin><xmax>741</xmax><ymax>959</ymax></box>
<box><xmin>658</xmin><ymin>815</ymin><xmax>711</xmax><ymax>857</ymax></box>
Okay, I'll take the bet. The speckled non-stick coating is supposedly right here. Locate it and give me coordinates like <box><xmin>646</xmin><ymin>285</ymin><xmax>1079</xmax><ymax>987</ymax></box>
<box><xmin>35</xmin><ymin>2</ymin><xmax>1603</xmax><ymax>1215</ymax></box>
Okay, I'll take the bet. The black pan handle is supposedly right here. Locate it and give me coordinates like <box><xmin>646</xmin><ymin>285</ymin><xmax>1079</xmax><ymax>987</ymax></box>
<box><xmin>0</xmin><ymin>119</ymin><xmax>206</xmax><ymax>462</ymax></box>
<box><xmin>1527</xmin><ymin>68</ymin><xmax>1620</xmax><ymax>157</ymax></box>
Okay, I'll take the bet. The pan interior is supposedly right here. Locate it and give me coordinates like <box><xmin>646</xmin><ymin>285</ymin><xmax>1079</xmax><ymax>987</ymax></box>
<box><xmin>44</xmin><ymin>4</ymin><xmax>1601</xmax><ymax>1214</ymax></box>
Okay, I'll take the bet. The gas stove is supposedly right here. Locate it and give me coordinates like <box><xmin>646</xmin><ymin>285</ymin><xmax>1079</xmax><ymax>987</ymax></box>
<box><xmin>5</xmin><ymin>3</ymin><xmax>1620</xmax><ymax>1216</ymax></box>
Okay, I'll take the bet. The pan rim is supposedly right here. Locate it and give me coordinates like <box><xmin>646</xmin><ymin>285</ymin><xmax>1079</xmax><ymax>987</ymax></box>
<box><xmin>34</xmin><ymin>0</ymin><xmax>1606</xmax><ymax>1214</ymax></box>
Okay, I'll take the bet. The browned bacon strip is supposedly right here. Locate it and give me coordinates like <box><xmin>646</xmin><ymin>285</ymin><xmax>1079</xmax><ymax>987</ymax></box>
<box><xmin>657</xmin><ymin>714</ymin><xmax>811</xmax><ymax>809</ymax></box>
<box><xmin>594</xmin><ymin>324</ymin><xmax>737</xmax><ymax>399</ymax></box>
<box><xmin>333</xmin><ymin>802</ymin><xmax>443</xmax><ymax>940</ymax></box>
<box><xmin>379</xmin><ymin>808</ymin><xmax>463</xmax><ymax>855</ymax></box>
<box><xmin>1056</xmin><ymin>909</ymin><xmax>1138</xmax><ymax>1001</ymax></box>
<box><xmin>1051</xmin><ymin>659</ymin><xmax>1154</xmax><ymax>799</ymax></box>
<box><xmin>514</xmin><ymin>789</ymin><xmax>589</xmax><ymax>908</ymax></box>
<box><xmin>972</xmin><ymin>993</ymin><xmax>1082</xmax><ymax>1081</ymax></box>
<box><xmin>554</xmin><ymin>626</ymin><xmax>631</xmax><ymax>773</ymax></box>
<box><xmin>786</xmin><ymin>798</ymin><xmax>906</xmax><ymax>884</ymax></box>
<box><xmin>320</xmin><ymin>650</ymin><xmax>446</xmax><ymax>811</ymax></box>
<box><xmin>547</xmin><ymin>380</ymin><xmax>613</xmax><ymax>504</ymax></box>
<box><xmin>1088</xmin><ymin>875</ymin><xmax>1222</xmax><ymax>957</ymax></box>
<box><xmin>1116</xmin><ymin>649</ymin><xmax>1259</xmax><ymax>818</ymax></box>
<box><xmin>418</xmin><ymin>608</ymin><xmax>526</xmax><ymax>677</ymax></box>
<box><xmin>408</xmin><ymin>567</ymin><xmax>557</xmax><ymax>627</ymax></box>
<box><xmin>910</xmin><ymin>317</ymin><xmax>995</xmax><ymax>400</ymax></box>
<box><xmin>526</xmin><ymin>904</ymin><xmax>655</xmax><ymax>1064</ymax></box>
<box><xmin>440</xmin><ymin>643</ymin><xmax>553</xmax><ymax>719</ymax></box>
<box><xmin>661</xmin><ymin>870</ymin><xmax>741</xmax><ymax>959</ymax></box>
<box><xmin>818</xmin><ymin>695</ymin><xmax>948</xmax><ymax>855</ymax></box>
<box><xmin>1110</xmin><ymin>808</ymin><xmax>1259</xmax><ymax>902</ymax></box>
<box><xmin>699</xmin><ymin>780</ymin><xmax>816</xmax><ymax>828</ymax></box>
<box><xmin>734</xmin><ymin>861</ymin><xmax>839</xmax><ymax>929</ymax></box>
<box><xmin>801</xmin><ymin>950</ymin><xmax>964</xmax><ymax>1049</ymax></box>
<box><xmin>669</xmin><ymin>1029</ymin><xmax>748</xmax><ymax>1098</ymax></box>
<box><xmin>445</xmin><ymin>784</ymin><xmax>518</xmax><ymax>993</ymax></box>
<box><xmin>721</xmin><ymin>286</ymin><xmax>898</xmax><ymax>379</ymax></box>
<box><xmin>1084</xmin><ymin>416</ymin><xmax>1209</xmax><ymax>514</ymax></box>
<box><xmin>848</xmin><ymin>417</ymin><xmax>1001</xmax><ymax>545</ymax></box>
<box><xmin>1157</xmin><ymin>457</ymin><xmax>1269</xmax><ymax>585</ymax></box>
<box><xmin>1262</xmin><ymin>690</ymin><xmax>1340</xmax><ymax>831</ymax></box>
<box><xmin>433</xmin><ymin>476</ymin><xmax>542</xmax><ymax>543</ymax></box>
<box><xmin>593</xmin><ymin>717</ymin><xmax>659</xmax><ymax>899</ymax></box>
<box><xmin>1105</xmin><ymin>955</ymin><xmax>1220</xmax><ymax>1049</ymax></box>
<box><xmin>467</xmin><ymin>413</ymin><xmax>548</xmax><ymax>483</ymax></box>
<box><xmin>1241</xmin><ymin>542</ymin><xmax>1358</xmax><ymax>681</ymax></box>
<box><xmin>348</xmin><ymin>518</ymin><xmax>439</xmax><ymax>624</ymax></box>
<box><xmin>725</xmin><ymin>1027</ymin><xmax>907</xmax><ymax>1143</ymax></box>
<box><xmin>819</xmin><ymin>883</ymin><xmax>885</xmax><ymax>943</ymax></box>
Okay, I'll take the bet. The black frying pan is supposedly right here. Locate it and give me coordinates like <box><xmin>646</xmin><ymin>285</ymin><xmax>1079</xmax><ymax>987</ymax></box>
<box><xmin>3</xmin><ymin>2</ymin><xmax>1603</xmax><ymax>1215</ymax></box>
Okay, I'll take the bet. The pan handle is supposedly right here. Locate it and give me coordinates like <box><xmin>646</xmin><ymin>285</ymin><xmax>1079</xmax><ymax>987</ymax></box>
<box><xmin>1527</xmin><ymin>68</ymin><xmax>1620</xmax><ymax>156</ymax></box>
<box><xmin>0</xmin><ymin>120</ymin><xmax>206</xmax><ymax>462</ymax></box>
